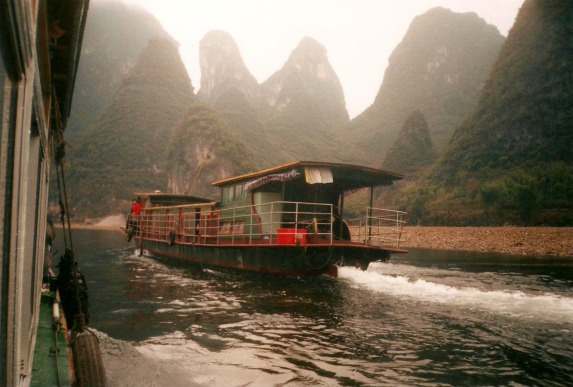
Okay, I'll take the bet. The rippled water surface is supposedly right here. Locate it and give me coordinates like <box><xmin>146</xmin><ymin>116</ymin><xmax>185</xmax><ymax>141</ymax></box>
<box><xmin>57</xmin><ymin>229</ymin><xmax>573</xmax><ymax>386</ymax></box>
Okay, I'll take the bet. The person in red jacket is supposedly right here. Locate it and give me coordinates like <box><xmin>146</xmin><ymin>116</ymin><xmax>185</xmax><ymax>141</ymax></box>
<box><xmin>131</xmin><ymin>198</ymin><xmax>141</xmax><ymax>216</ymax></box>
<box><xmin>127</xmin><ymin>198</ymin><xmax>141</xmax><ymax>241</ymax></box>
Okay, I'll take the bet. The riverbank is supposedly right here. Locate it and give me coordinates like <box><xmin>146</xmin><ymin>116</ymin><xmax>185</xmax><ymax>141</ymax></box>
<box><xmin>402</xmin><ymin>226</ymin><xmax>573</xmax><ymax>258</ymax></box>
<box><xmin>62</xmin><ymin>224</ymin><xmax>573</xmax><ymax>258</ymax></box>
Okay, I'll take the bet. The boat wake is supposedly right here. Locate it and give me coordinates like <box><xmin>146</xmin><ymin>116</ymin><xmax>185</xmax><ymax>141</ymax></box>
<box><xmin>339</xmin><ymin>266</ymin><xmax>573</xmax><ymax>322</ymax></box>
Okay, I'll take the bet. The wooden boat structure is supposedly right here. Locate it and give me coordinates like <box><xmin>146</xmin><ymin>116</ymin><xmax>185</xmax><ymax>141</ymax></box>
<box><xmin>128</xmin><ymin>161</ymin><xmax>407</xmax><ymax>276</ymax></box>
<box><xmin>1</xmin><ymin>1</ymin><xmax>107</xmax><ymax>386</ymax></box>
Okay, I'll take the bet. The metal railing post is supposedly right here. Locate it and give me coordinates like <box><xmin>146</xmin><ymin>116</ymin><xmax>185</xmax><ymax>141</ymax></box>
<box><xmin>330</xmin><ymin>205</ymin><xmax>333</xmax><ymax>244</ymax></box>
<box><xmin>249</xmin><ymin>206</ymin><xmax>253</xmax><ymax>245</ymax></box>
<box><xmin>294</xmin><ymin>202</ymin><xmax>299</xmax><ymax>233</ymax></box>
<box><xmin>270</xmin><ymin>202</ymin><xmax>274</xmax><ymax>244</ymax></box>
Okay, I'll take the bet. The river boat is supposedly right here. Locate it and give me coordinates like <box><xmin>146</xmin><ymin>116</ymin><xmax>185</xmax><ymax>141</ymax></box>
<box><xmin>0</xmin><ymin>1</ymin><xmax>105</xmax><ymax>386</ymax></box>
<box><xmin>128</xmin><ymin>161</ymin><xmax>407</xmax><ymax>276</ymax></box>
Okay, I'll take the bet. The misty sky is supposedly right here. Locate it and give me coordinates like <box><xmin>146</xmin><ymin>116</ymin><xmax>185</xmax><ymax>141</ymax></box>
<box><xmin>123</xmin><ymin>0</ymin><xmax>523</xmax><ymax>118</ymax></box>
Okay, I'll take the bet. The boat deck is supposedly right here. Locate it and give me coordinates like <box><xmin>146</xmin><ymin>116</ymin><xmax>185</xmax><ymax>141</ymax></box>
<box><xmin>31</xmin><ymin>290</ymin><xmax>73</xmax><ymax>386</ymax></box>
<box><xmin>130</xmin><ymin>201</ymin><xmax>406</xmax><ymax>252</ymax></box>
<box><xmin>138</xmin><ymin>233</ymin><xmax>407</xmax><ymax>254</ymax></box>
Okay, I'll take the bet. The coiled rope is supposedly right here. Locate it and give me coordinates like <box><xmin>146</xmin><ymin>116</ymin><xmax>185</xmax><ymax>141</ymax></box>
<box><xmin>303</xmin><ymin>245</ymin><xmax>335</xmax><ymax>271</ymax></box>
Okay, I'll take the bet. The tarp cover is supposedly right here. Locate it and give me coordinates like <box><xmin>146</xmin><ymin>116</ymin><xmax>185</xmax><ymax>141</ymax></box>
<box><xmin>304</xmin><ymin>167</ymin><xmax>333</xmax><ymax>184</ymax></box>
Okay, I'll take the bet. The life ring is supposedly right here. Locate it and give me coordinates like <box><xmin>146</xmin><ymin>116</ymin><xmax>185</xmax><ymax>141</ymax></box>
<box><xmin>302</xmin><ymin>246</ymin><xmax>334</xmax><ymax>270</ymax></box>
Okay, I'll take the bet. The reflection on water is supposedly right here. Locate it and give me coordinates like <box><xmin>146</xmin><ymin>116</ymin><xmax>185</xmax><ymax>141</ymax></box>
<box><xmin>56</xmin><ymin>230</ymin><xmax>573</xmax><ymax>387</ymax></box>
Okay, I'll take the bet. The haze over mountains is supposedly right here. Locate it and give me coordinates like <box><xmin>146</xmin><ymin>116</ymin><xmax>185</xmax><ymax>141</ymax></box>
<box><xmin>67</xmin><ymin>0</ymin><xmax>175</xmax><ymax>145</ymax></box>
<box><xmin>341</xmin><ymin>7</ymin><xmax>505</xmax><ymax>162</ymax></box>
<box><xmin>65</xmin><ymin>0</ymin><xmax>572</xmax><ymax>226</ymax></box>
<box><xmin>68</xmin><ymin>37</ymin><xmax>194</xmax><ymax>215</ymax></box>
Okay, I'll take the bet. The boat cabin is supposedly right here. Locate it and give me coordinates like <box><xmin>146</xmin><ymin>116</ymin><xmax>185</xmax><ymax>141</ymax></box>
<box><xmin>135</xmin><ymin>192</ymin><xmax>214</xmax><ymax>209</ymax></box>
<box><xmin>211</xmin><ymin>161</ymin><xmax>403</xmax><ymax>244</ymax></box>
<box><xmin>135</xmin><ymin>161</ymin><xmax>405</xmax><ymax>248</ymax></box>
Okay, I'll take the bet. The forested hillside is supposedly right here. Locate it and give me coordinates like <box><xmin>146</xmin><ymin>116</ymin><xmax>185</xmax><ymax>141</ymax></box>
<box><xmin>67</xmin><ymin>38</ymin><xmax>194</xmax><ymax>219</ymax></box>
<box><xmin>395</xmin><ymin>0</ymin><xmax>573</xmax><ymax>226</ymax></box>
<box><xmin>382</xmin><ymin>110</ymin><xmax>435</xmax><ymax>176</ymax></box>
<box><xmin>67</xmin><ymin>1</ymin><xmax>175</xmax><ymax>144</ymax></box>
<box><xmin>167</xmin><ymin>102</ymin><xmax>257</xmax><ymax>199</ymax></box>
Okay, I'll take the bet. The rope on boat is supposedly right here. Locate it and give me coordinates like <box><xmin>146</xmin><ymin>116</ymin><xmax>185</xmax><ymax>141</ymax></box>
<box><xmin>52</xmin><ymin>89</ymin><xmax>108</xmax><ymax>387</ymax></box>
<box><xmin>302</xmin><ymin>245</ymin><xmax>335</xmax><ymax>270</ymax></box>
<box><xmin>53</xmin><ymin>92</ymin><xmax>87</xmax><ymax>334</ymax></box>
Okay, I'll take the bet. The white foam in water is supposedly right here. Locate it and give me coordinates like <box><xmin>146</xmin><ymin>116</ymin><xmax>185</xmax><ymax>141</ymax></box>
<box><xmin>130</xmin><ymin>249</ymin><xmax>148</xmax><ymax>257</ymax></box>
<box><xmin>339</xmin><ymin>267</ymin><xmax>573</xmax><ymax>322</ymax></box>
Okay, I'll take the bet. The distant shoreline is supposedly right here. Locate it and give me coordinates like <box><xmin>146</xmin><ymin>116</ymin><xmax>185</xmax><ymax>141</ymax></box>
<box><xmin>402</xmin><ymin>226</ymin><xmax>573</xmax><ymax>258</ymax></box>
<box><xmin>61</xmin><ymin>224</ymin><xmax>573</xmax><ymax>258</ymax></box>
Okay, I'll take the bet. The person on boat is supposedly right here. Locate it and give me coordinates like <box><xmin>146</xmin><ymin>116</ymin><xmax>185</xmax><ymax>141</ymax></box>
<box><xmin>126</xmin><ymin>198</ymin><xmax>141</xmax><ymax>240</ymax></box>
<box><xmin>131</xmin><ymin>198</ymin><xmax>141</xmax><ymax>217</ymax></box>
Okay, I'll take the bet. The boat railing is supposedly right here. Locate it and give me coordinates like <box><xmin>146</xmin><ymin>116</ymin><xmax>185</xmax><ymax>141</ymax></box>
<box><xmin>138</xmin><ymin>201</ymin><xmax>334</xmax><ymax>245</ymax></box>
<box><xmin>217</xmin><ymin>201</ymin><xmax>334</xmax><ymax>245</ymax></box>
<box><xmin>346</xmin><ymin>207</ymin><xmax>407</xmax><ymax>249</ymax></box>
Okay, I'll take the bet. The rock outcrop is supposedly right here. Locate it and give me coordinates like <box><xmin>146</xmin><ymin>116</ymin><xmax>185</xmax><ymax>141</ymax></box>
<box><xmin>198</xmin><ymin>30</ymin><xmax>260</xmax><ymax>107</ymax></box>
<box><xmin>260</xmin><ymin>37</ymin><xmax>349</xmax><ymax>131</ymax></box>
<box><xmin>382</xmin><ymin>110</ymin><xmax>435</xmax><ymax>175</ymax></box>
<box><xmin>167</xmin><ymin>101</ymin><xmax>256</xmax><ymax>198</ymax></box>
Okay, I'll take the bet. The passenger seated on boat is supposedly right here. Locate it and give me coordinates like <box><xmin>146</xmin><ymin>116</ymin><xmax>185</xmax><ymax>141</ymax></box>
<box><xmin>303</xmin><ymin>216</ymin><xmax>351</xmax><ymax>241</ymax></box>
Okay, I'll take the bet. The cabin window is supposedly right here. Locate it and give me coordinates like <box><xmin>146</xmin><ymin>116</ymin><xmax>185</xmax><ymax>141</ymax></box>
<box><xmin>221</xmin><ymin>188</ymin><xmax>229</xmax><ymax>203</ymax></box>
<box><xmin>222</xmin><ymin>184</ymin><xmax>247</xmax><ymax>204</ymax></box>
<box><xmin>234</xmin><ymin>184</ymin><xmax>246</xmax><ymax>201</ymax></box>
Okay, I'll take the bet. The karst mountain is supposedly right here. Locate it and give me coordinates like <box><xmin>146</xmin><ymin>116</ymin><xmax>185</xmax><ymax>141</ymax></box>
<box><xmin>422</xmin><ymin>0</ymin><xmax>573</xmax><ymax>225</ymax></box>
<box><xmin>198</xmin><ymin>32</ymin><xmax>350</xmax><ymax>166</ymax></box>
<box><xmin>382</xmin><ymin>110</ymin><xmax>435</xmax><ymax>176</ymax></box>
<box><xmin>197</xmin><ymin>30</ymin><xmax>260</xmax><ymax>107</ymax></box>
<box><xmin>68</xmin><ymin>37</ymin><xmax>194</xmax><ymax>218</ymax></box>
<box><xmin>61</xmin><ymin>1</ymin><xmax>572</xmax><ymax>225</ymax></box>
<box><xmin>166</xmin><ymin>102</ymin><xmax>257</xmax><ymax>199</ymax></box>
<box><xmin>67</xmin><ymin>0</ymin><xmax>176</xmax><ymax>145</ymax></box>
<box><xmin>342</xmin><ymin>7</ymin><xmax>504</xmax><ymax>164</ymax></box>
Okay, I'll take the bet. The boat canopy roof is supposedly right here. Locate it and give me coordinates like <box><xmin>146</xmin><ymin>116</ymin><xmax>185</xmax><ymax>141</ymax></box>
<box><xmin>212</xmin><ymin>161</ymin><xmax>403</xmax><ymax>191</ymax></box>
<box><xmin>136</xmin><ymin>192</ymin><xmax>214</xmax><ymax>207</ymax></box>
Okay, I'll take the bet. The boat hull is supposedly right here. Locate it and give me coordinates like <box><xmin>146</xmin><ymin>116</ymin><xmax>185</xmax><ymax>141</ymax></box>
<box><xmin>137</xmin><ymin>238</ymin><xmax>397</xmax><ymax>276</ymax></box>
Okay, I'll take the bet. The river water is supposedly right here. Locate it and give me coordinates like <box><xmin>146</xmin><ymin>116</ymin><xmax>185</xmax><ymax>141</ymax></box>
<box><xmin>55</xmin><ymin>229</ymin><xmax>573</xmax><ymax>386</ymax></box>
